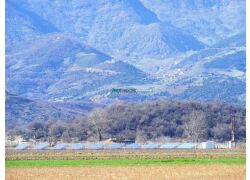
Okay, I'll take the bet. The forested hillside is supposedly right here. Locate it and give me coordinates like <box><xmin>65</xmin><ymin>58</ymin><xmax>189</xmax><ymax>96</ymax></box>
<box><xmin>7</xmin><ymin>100</ymin><xmax>245</xmax><ymax>144</ymax></box>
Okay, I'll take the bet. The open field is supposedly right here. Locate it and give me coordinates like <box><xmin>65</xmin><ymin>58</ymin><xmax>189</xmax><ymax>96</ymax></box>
<box><xmin>6</xmin><ymin>165</ymin><xmax>246</xmax><ymax>180</ymax></box>
<box><xmin>5</xmin><ymin>148</ymin><xmax>246</xmax><ymax>160</ymax></box>
<box><xmin>6</xmin><ymin>158</ymin><xmax>246</xmax><ymax>168</ymax></box>
<box><xmin>6</xmin><ymin>149</ymin><xmax>246</xmax><ymax>180</ymax></box>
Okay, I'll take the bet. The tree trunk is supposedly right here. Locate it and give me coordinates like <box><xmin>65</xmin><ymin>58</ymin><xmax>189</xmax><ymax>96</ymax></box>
<box><xmin>98</xmin><ymin>128</ymin><xmax>102</xmax><ymax>141</ymax></box>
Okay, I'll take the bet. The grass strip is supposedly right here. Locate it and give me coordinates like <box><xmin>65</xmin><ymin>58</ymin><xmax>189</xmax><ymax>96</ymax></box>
<box><xmin>6</xmin><ymin>158</ymin><xmax>245</xmax><ymax>168</ymax></box>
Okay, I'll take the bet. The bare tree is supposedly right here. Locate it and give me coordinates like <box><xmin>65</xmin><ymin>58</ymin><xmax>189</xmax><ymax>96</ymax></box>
<box><xmin>61</xmin><ymin>131</ymin><xmax>72</xmax><ymax>143</ymax></box>
<box><xmin>184</xmin><ymin>111</ymin><xmax>206</xmax><ymax>143</ymax></box>
<box><xmin>27</xmin><ymin>121</ymin><xmax>45</xmax><ymax>142</ymax></box>
<box><xmin>47</xmin><ymin>123</ymin><xmax>65</xmax><ymax>145</ymax></box>
<box><xmin>88</xmin><ymin>108</ymin><xmax>109</xmax><ymax>141</ymax></box>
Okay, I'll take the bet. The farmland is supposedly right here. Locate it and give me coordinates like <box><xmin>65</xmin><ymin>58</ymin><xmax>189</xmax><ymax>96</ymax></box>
<box><xmin>6</xmin><ymin>158</ymin><xmax>246</xmax><ymax>168</ymax></box>
<box><xmin>6</xmin><ymin>149</ymin><xmax>246</xmax><ymax>180</ymax></box>
<box><xmin>6</xmin><ymin>165</ymin><xmax>246</xmax><ymax>180</ymax></box>
<box><xmin>5</xmin><ymin>148</ymin><xmax>246</xmax><ymax>160</ymax></box>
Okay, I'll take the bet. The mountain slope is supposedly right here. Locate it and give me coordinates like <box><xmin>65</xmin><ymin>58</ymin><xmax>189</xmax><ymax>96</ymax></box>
<box><xmin>5</xmin><ymin>0</ymin><xmax>246</xmax><ymax>106</ymax></box>
<box><xmin>6</xmin><ymin>33</ymin><xmax>111</xmax><ymax>98</ymax></box>
<box><xmin>6</xmin><ymin>33</ymin><xmax>155</xmax><ymax>102</ymax></box>
<box><xmin>141</xmin><ymin>0</ymin><xmax>245</xmax><ymax>45</ymax></box>
<box><xmin>160</xmin><ymin>34</ymin><xmax>246</xmax><ymax>106</ymax></box>
<box><xmin>5</xmin><ymin>0</ymin><xmax>58</xmax><ymax>51</ymax></box>
<box><xmin>5</xmin><ymin>92</ymin><xmax>88</xmax><ymax>128</ymax></box>
<box><xmin>175</xmin><ymin>75</ymin><xmax>245</xmax><ymax>105</ymax></box>
<box><xmin>7</xmin><ymin>0</ymin><xmax>204</xmax><ymax>59</ymax></box>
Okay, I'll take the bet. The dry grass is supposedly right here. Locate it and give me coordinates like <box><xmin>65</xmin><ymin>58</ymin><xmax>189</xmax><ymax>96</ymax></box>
<box><xmin>6</xmin><ymin>165</ymin><xmax>245</xmax><ymax>180</ymax></box>
<box><xmin>5</xmin><ymin>149</ymin><xmax>246</xmax><ymax>160</ymax></box>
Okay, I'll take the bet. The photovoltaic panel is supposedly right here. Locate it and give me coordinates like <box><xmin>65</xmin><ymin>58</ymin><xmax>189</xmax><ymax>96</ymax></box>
<box><xmin>105</xmin><ymin>143</ymin><xmax>124</xmax><ymax>149</ymax></box>
<box><xmin>141</xmin><ymin>143</ymin><xmax>159</xmax><ymax>149</ymax></box>
<box><xmin>33</xmin><ymin>143</ymin><xmax>49</xmax><ymax>150</ymax></box>
<box><xmin>160</xmin><ymin>143</ymin><xmax>180</xmax><ymax>149</ymax></box>
<box><xmin>124</xmin><ymin>143</ymin><xmax>141</xmax><ymax>149</ymax></box>
<box><xmin>71</xmin><ymin>143</ymin><xmax>84</xmax><ymax>150</ymax></box>
<box><xmin>52</xmin><ymin>144</ymin><xmax>66</xmax><ymax>150</ymax></box>
<box><xmin>176</xmin><ymin>143</ymin><xmax>197</xmax><ymax>149</ymax></box>
<box><xmin>88</xmin><ymin>144</ymin><xmax>104</xmax><ymax>150</ymax></box>
<box><xmin>15</xmin><ymin>143</ymin><xmax>29</xmax><ymax>150</ymax></box>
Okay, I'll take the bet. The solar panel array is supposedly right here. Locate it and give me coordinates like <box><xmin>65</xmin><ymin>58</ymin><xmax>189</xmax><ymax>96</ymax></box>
<box><xmin>33</xmin><ymin>143</ymin><xmax>49</xmax><ymax>150</ymax></box>
<box><xmin>160</xmin><ymin>143</ymin><xmax>179</xmax><ymax>149</ymax></box>
<box><xmin>124</xmin><ymin>143</ymin><xmax>141</xmax><ymax>149</ymax></box>
<box><xmin>176</xmin><ymin>143</ymin><xmax>197</xmax><ymax>149</ymax></box>
<box><xmin>52</xmin><ymin>144</ymin><xmax>66</xmax><ymax>150</ymax></box>
<box><xmin>14</xmin><ymin>142</ymin><xmax>211</xmax><ymax>150</ymax></box>
<box><xmin>88</xmin><ymin>144</ymin><xmax>104</xmax><ymax>150</ymax></box>
<box><xmin>15</xmin><ymin>143</ymin><xmax>29</xmax><ymax>150</ymax></box>
<box><xmin>72</xmin><ymin>143</ymin><xmax>84</xmax><ymax>150</ymax></box>
<box><xmin>105</xmin><ymin>143</ymin><xmax>124</xmax><ymax>149</ymax></box>
<box><xmin>141</xmin><ymin>144</ymin><xmax>159</xmax><ymax>149</ymax></box>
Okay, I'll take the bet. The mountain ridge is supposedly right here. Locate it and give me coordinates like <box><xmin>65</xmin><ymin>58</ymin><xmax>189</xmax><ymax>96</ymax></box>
<box><xmin>5</xmin><ymin>0</ymin><xmax>246</xmax><ymax>107</ymax></box>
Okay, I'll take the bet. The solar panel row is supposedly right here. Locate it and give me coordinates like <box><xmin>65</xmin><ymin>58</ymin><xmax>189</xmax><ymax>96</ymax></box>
<box><xmin>160</xmin><ymin>143</ymin><xmax>179</xmax><ymax>149</ymax></box>
<box><xmin>33</xmin><ymin>143</ymin><xmax>49</xmax><ymax>150</ymax></box>
<box><xmin>72</xmin><ymin>143</ymin><xmax>85</xmax><ymax>150</ymax></box>
<box><xmin>88</xmin><ymin>144</ymin><xmax>104</xmax><ymax>150</ymax></box>
<box><xmin>176</xmin><ymin>143</ymin><xmax>197</xmax><ymax>149</ymax></box>
<box><xmin>52</xmin><ymin>144</ymin><xmax>66</xmax><ymax>150</ymax></box>
<box><xmin>15</xmin><ymin>143</ymin><xmax>29</xmax><ymax>150</ymax></box>
<box><xmin>123</xmin><ymin>143</ymin><xmax>141</xmax><ymax>149</ymax></box>
<box><xmin>15</xmin><ymin>142</ymin><xmax>201</xmax><ymax>150</ymax></box>
<box><xmin>141</xmin><ymin>144</ymin><xmax>159</xmax><ymax>149</ymax></box>
<box><xmin>105</xmin><ymin>143</ymin><xmax>124</xmax><ymax>149</ymax></box>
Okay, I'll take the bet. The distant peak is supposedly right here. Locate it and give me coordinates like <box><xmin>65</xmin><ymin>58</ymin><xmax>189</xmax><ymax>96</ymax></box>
<box><xmin>126</xmin><ymin>0</ymin><xmax>159</xmax><ymax>24</ymax></box>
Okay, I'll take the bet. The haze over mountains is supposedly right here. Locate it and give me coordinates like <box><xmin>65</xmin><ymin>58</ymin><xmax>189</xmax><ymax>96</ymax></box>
<box><xmin>6</xmin><ymin>0</ymin><xmax>246</xmax><ymax>109</ymax></box>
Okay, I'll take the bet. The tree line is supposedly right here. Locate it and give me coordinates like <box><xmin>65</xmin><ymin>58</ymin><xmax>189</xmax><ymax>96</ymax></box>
<box><xmin>7</xmin><ymin>100</ymin><xmax>246</xmax><ymax>145</ymax></box>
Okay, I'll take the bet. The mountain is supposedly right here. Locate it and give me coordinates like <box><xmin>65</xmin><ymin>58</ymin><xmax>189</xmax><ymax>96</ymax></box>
<box><xmin>6</xmin><ymin>33</ymin><xmax>110</xmax><ymax>98</ymax></box>
<box><xmin>111</xmin><ymin>22</ymin><xmax>204</xmax><ymax>59</ymax></box>
<box><xmin>5</xmin><ymin>0</ymin><xmax>246</xmax><ymax>107</ymax></box>
<box><xmin>6</xmin><ymin>33</ymin><xmax>155</xmax><ymax>102</ymax></box>
<box><xmin>6</xmin><ymin>0</ymin><xmax>204</xmax><ymax>59</ymax></box>
<box><xmin>5</xmin><ymin>92</ymin><xmax>89</xmax><ymax>128</ymax></box>
<box><xmin>213</xmin><ymin>33</ymin><xmax>246</xmax><ymax>48</ymax></box>
<box><xmin>162</xmin><ymin>35</ymin><xmax>246</xmax><ymax>106</ymax></box>
<box><xmin>5</xmin><ymin>0</ymin><xmax>58</xmax><ymax>51</ymax></box>
<box><xmin>174</xmin><ymin>75</ymin><xmax>245</xmax><ymax>105</ymax></box>
<box><xmin>141</xmin><ymin>0</ymin><xmax>246</xmax><ymax>45</ymax></box>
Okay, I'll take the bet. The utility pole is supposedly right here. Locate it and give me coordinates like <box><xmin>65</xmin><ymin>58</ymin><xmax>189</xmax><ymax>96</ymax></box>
<box><xmin>230</xmin><ymin>114</ymin><xmax>245</xmax><ymax>148</ymax></box>
<box><xmin>231</xmin><ymin>115</ymin><xmax>236</xmax><ymax>148</ymax></box>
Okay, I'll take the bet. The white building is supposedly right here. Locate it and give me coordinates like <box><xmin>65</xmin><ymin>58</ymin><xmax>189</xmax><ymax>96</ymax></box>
<box><xmin>201</xmin><ymin>141</ymin><xmax>215</xmax><ymax>149</ymax></box>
